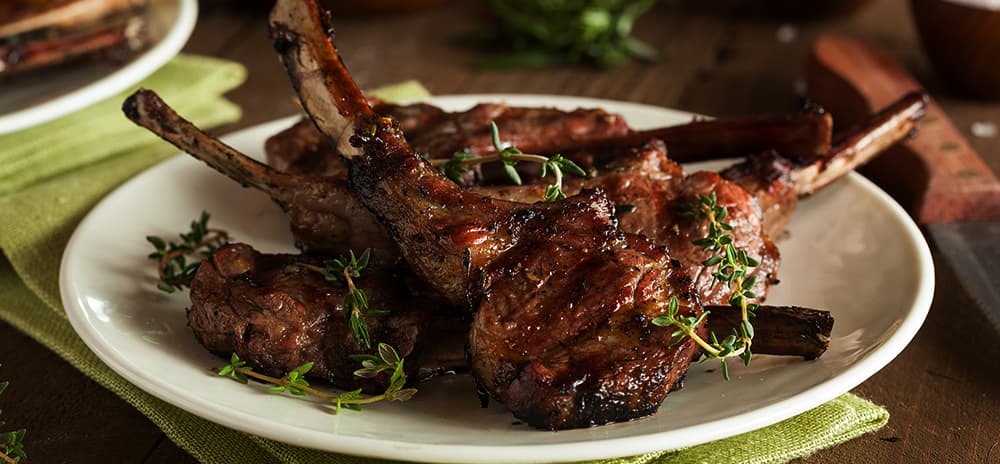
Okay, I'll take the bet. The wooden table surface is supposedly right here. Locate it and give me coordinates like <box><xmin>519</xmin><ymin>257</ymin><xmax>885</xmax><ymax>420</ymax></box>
<box><xmin>2</xmin><ymin>1</ymin><xmax>999</xmax><ymax>463</ymax></box>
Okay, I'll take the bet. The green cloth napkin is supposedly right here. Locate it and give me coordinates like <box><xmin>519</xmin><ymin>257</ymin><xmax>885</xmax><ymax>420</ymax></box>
<box><xmin>0</xmin><ymin>61</ymin><xmax>887</xmax><ymax>464</ymax></box>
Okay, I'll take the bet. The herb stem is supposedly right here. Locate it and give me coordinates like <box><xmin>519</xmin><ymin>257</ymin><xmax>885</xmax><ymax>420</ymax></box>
<box><xmin>147</xmin><ymin>212</ymin><xmax>230</xmax><ymax>293</ymax></box>
<box><xmin>697</xmin><ymin>199</ymin><xmax>754</xmax><ymax>355</ymax></box>
<box><xmin>343</xmin><ymin>266</ymin><xmax>364</xmax><ymax>332</ymax></box>
<box><xmin>293</xmin><ymin>250</ymin><xmax>378</xmax><ymax>349</ymax></box>
<box><xmin>234</xmin><ymin>367</ymin><xmax>336</xmax><ymax>401</ymax></box>
<box><xmin>0</xmin><ymin>451</ymin><xmax>16</xmax><ymax>464</ymax></box>
<box><xmin>431</xmin><ymin>152</ymin><xmax>568</xmax><ymax>197</ymax></box>
<box><xmin>430</xmin><ymin>152</ymin><xmax>551</xmax><ymax>168</ymax></box>
<box><xmin>156</xmin><ymin>229</ymin><xmax>228</xmax><ymax>278</ymax></box>
<box><xmin>678</xmin><ymin>323</ymin><xmax>721</xmax><ymax>357</ymax></box>
<box><xmin>673</xmin><ymin>318</ymin><xmax>748</xmax><ymax>359</ymax></box>
<box><xmin>229</xmin><ymin>366</ymin><xmax>390</xmax><ymax>407</ymax></box>
<box><xmin>433</xmin><ymin>121</ymin><xmax>584</xmax><ymax>201</ymax></box>
<box><xmin>217</xmin><ymin>347</ymin><xmax>415</xmax><ymax>413</ymax></box>
<box><xmin>654</xmin><ymin>193</ymin><xmax>759</xmax><ymax>380</ymax></box>
<box><xmin>295</xmin><ymin>263</ymin><xmax>326</xmax><ymax>274</ymax></box>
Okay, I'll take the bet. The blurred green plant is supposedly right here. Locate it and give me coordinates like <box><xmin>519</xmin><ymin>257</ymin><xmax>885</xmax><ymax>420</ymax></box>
<box><xmin>477</xmin><ymin>0</ymin><xmax>661</xmax><ymax>69</ymax></box>
<box><xmin>0</xmin><ymin>381</ymin><xmax>26</xmax><ymax>463</ymax></box>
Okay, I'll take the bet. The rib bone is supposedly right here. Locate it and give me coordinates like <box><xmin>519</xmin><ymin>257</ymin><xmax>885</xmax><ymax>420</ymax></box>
<box><xmin>122</xmin><ymin>90</ymin><xmax>397</xmax><ymax>261</ymax></box>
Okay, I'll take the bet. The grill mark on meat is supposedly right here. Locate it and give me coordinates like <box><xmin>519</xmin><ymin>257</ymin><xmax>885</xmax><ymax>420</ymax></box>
<box><xmin>188</xmin><ymin>243</ymin><xmax>431</xmax><ymax>393</ymax></box>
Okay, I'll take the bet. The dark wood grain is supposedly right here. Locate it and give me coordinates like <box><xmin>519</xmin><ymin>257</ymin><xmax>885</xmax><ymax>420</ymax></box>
<box><xmin>1</xmin><ymin>1</ymin><xmax>998</xmax><ymax>463</ymax></box>
<box><xmin>807</xmin><ymin>34</ymin><xmax>1000</xmax><ymax>224</ymax></box>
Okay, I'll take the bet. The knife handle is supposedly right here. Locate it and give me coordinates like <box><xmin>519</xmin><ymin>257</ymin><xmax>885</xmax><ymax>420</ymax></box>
<box><xmin>805</xmin><ymin>34</ymin><xmax>1000</xmax><ymax>224</ymax></box>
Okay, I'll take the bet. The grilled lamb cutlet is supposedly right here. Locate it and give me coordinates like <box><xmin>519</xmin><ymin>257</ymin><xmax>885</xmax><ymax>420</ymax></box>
<box><xmin>266</xmin><ymin>103</ymin><xmax>832</xmax><ymax>179</ymax></box>
<box><xmin>267</xmin><ymin>0</ymin><xmax>706</xmax><ymax>429</ymax></box>
<box><xmin>188</xmin><ymin>242</ymin><xmax>433</xmax><ymax>393</ymax></box>
<box><xmin>1</xmin><ymin>0</ymin><xmax>149</xmax><ymax>76</ymax></box>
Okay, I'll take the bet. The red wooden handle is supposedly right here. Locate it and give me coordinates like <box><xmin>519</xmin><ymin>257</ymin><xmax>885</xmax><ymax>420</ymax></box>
<box><xmin>806</xmin><ymin>34</ymin><xmax>1000</xmax><ymax>224</ymax></box>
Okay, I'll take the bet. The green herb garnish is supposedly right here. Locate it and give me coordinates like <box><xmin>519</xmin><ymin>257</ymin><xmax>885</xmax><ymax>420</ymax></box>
<box><xmin>146</xmin><ymin>211</ymin><xmax>229</xmax><ymax>293</ymax></box>
<box><xmin>298</xmin><ymin>249</ymin><xmax>387</xmax><ymax>349</ymax></box>
<box><xmin>0</xmin><ymin>381</ymin><xmax>27</xmax><ymax>464</ymax></box>
<box><xmin>653</xmin><ymin>192</ymin><xmax>759</xmax><ymax>380</ymax></box>
<box><xmin>478</xmin><ymin>0</ymin><xmax>661</xmax><ymax>69</ymax></box>
<box><xmin>433</xmin><ymin>121</ymin><xmax>586</xmax><ymax>201</ymax></box>
<box><xmin>217</xmin><ymin>345</ymin><xmax>416</xmax><ymax>413</ymax></box>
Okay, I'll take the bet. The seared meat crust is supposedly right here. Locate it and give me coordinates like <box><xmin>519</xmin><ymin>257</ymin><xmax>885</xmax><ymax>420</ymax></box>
<box><xmin>188</xmin><ymin>243</ymin><xmax>429</xmax><ymax>393</ymax></box>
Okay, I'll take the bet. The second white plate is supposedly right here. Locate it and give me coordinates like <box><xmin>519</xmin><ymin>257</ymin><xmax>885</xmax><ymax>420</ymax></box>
<box><xmin>0</xmin><ymin>0</ymin><xmax>197</xmax><ymax>134</ymax></box>
<box><xmin>60</xmin><ymin>95</ymin><xmax>934</xmax><ymax>463</ymax></box>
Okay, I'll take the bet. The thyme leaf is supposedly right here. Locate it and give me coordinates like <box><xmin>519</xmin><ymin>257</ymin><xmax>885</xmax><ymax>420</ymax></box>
<box><xmin>216</xmin><ymin>344</ymin><xmax>416</xmax><ymax>414</ymax></box>
<box><xmin>146</xmin><ymin>211</ymin><xmax>229</xmax><ymax>293</ymax></box>
<box><xmin>0</xmin><ymin>381</ymin><xmax>27</xmax><ymax>463</ymax></box>
<box><xmin>653</xmin><ymin>193</ymin><xmax>760</xmax><ymax>380</ymax></box>
<box><xmin>478</xmin><ymin>0</ymin><xmax>661</xmax><ymax>69</ymax></box>
<box><xmin>298</xmin><ymin>249</ymin><xmax>383</xmax><ymax>349</ymax></box>
<box><xmin>432</xmin><ymin>121</ymin><xmax>586</xmax><ymax>202</ymax></box>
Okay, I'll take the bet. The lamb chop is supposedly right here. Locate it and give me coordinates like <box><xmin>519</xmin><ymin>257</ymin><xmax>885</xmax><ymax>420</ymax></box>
<box><xmin>188</xmin><ymin>242</ymin><xmax>434</xmax><ymax>393</ymax></box>
<box><xmin>264</xmin><ymin>0</ymin><xmax>709</xmax><ymax>429</ymax></box>
<box><xmin>266</xmin><ymin>0</ymin><xmax>930</xmax><ymax>428</ymax></box>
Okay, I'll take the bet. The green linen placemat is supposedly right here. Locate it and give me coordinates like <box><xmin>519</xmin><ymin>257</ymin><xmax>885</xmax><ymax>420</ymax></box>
<box><xmin>0</xmin><ymin>62</ymin><xmax>887</xmax><ymax>463</ymax></box>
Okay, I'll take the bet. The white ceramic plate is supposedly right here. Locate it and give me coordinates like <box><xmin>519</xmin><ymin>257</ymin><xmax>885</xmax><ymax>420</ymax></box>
<box><xmin>61</xmin><ymin>95</ymin><xmax>934</xmax><ymax>463</ymax></box>
<box><xmin>0</xmin><ymin>0</ymin><xmax>197</xmax><ymax>134</ymax></box>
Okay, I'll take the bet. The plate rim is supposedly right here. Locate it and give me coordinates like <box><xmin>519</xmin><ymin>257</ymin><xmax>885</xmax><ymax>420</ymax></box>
<box><xmin>59</xmin><ymin>95</ymin><xmax>935</xmax><ymax>463</ymax></box>
<box><xmin>0</xmin><ymin>0</ymin><xmax>198</xmax><ymax>135</ymax></box>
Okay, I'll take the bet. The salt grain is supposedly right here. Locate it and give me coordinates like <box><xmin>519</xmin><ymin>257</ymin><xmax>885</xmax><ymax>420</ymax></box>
<box><xmin>793</xmin><ymin>78</ymin><xmax>808</xmax><ymax>96</ymax></box>
<box><xmin>776</xmin><ymin>24</ymin><xmax>798</xmax><ymax>44</ymax></box>
<box><xmin>971</xmin><ymin>121</ymin><xmax>997</xmax><ymax>138</ymax></box>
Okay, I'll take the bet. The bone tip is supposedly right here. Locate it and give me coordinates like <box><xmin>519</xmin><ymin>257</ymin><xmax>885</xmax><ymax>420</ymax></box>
<box><xmin>903</xmin><ymin>89</ymin><xmax>930</xmax><ymax>108</ymax></box>
<box><xmin>906</xmin><ymin>90</ymin><xmax>931</xmax><ymax>121</ymax></box>
<box><xmin>122</xmin><ymin>88</ymin><xmax>167</xmax><ymax>125</ymax></box>
<box><xmin>122</xmin><ymin>88</ymin><xmax>147</xmax><ymax>121</ymax></box>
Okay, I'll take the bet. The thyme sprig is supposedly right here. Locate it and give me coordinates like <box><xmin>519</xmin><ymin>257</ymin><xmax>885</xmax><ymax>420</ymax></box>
<box><xmin>217</xmin><ymin>345</ymin><xmax>416</xmax><ymax>413</ymax></box>
<box><xmin>146</xmin><ymin>211</ymin><xmax>229</xmax><ymax>293</ymax></box>
<box><xmin>479</xmin><ymin>0</ymin><xmax>661</xmax><ymax>69</ymax></box>
<box><xmin>653</xmin><ymin>192</ymin><xmax>760</xmax><ymax>380</ymax></box>
<box><xmin>432</xmin><ymin>121</ymin><xmax>586</xmax><ymax>201</ymax></box>
<box><xmin>298</xmin><ymin>249</ymin><xmax>388</xmax><ymax>349</ymax></box>
<box><xmin>0</xmin><ymin>382</ymin><xmax>26</xmax><ymax>464</ymax></box>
